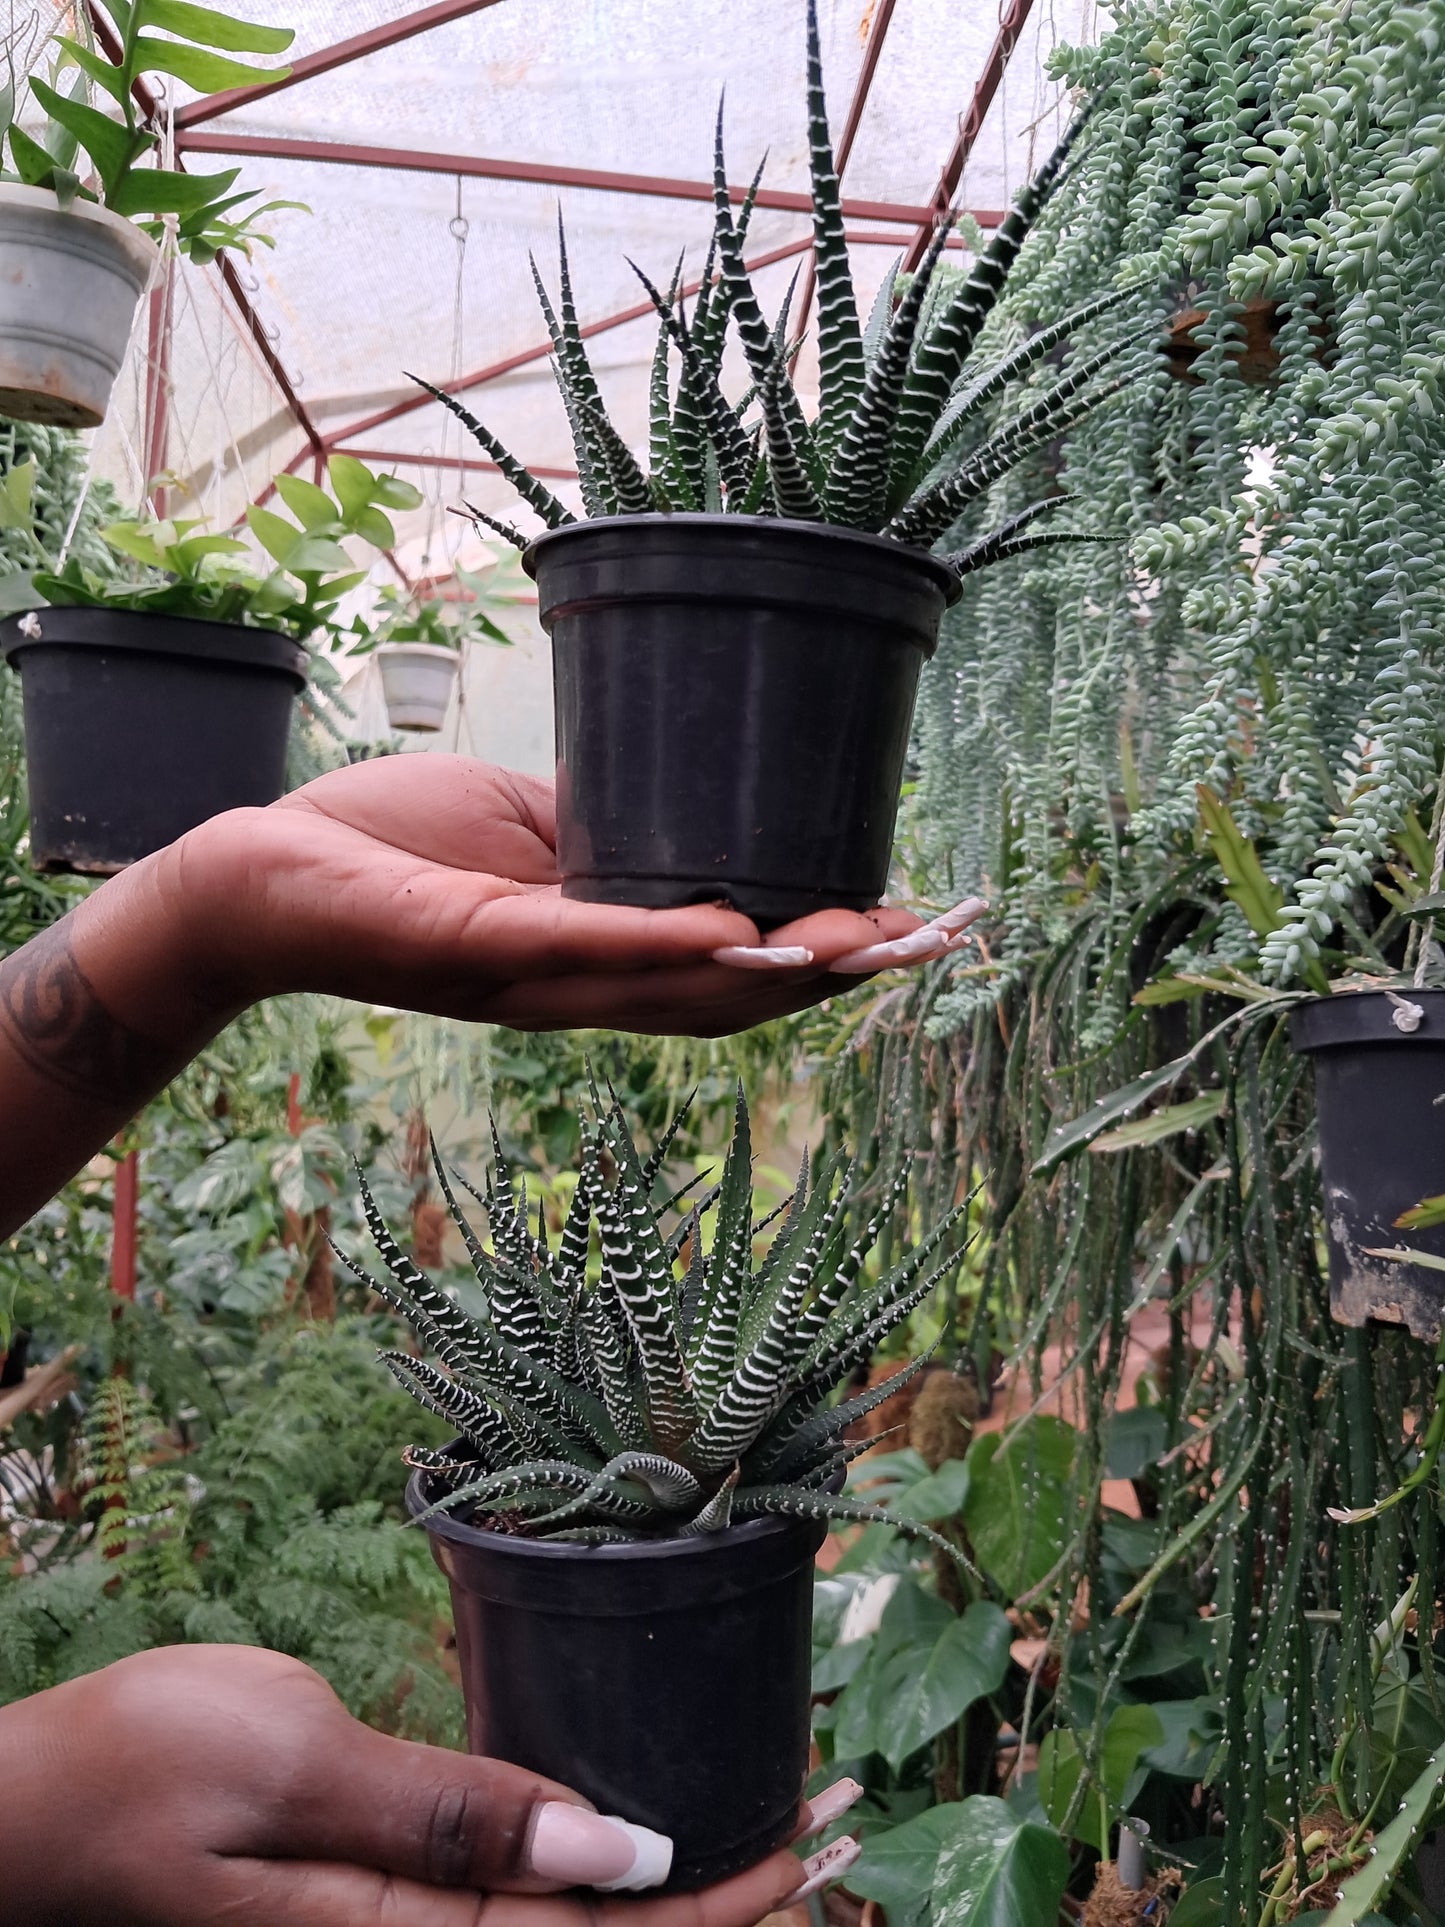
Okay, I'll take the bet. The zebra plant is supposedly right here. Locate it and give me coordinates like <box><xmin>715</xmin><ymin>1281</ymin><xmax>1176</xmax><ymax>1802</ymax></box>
<box><xmin>408</xmin><ymin>0</ymin><xmax>1139</xmax><ymax>576</ymax></box>
<box><xmin>347</xmin><ymin>1089</ymin><xmax>972</xmax><ymax>1559</ymax></box>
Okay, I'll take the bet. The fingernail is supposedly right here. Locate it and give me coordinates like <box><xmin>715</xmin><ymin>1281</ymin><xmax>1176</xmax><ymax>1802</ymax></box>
<box><xmin>800</xmin><ymin>1778</ymin><xmax>864</xmax><ymax>1839</ymax></box>
<box><xmin>712</xmin><ymin>945</ymin><xmax>816</xmax><ymax>968</ymax></box>
<box><xmin>527</xmin><ymin>1803</ymin><xmax>673</xmax><ymax>1891</ymax></box>
<box><xmin>830</xmin><ymin>897</ymin><xmax>987</xmax><ymax>974</ymax></box>
<box><xmin>782</xmin><ymin>1836</ymin><xmax>861</xmax><ymax>1904</ymax></box>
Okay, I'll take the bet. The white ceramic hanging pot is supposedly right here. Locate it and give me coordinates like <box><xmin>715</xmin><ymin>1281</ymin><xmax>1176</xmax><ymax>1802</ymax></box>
<box><xmin>0</xmin><ymin>184</ymin><xmax>158</xmax><ymax>428</ymax></box>
<box><xmin>376</xmin><ymin>642</ymin><xmax>461</xmax><ymax>731</ymax></box>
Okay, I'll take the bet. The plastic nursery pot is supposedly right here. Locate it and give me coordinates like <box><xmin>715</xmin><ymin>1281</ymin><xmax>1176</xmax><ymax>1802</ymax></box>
<box><xmin>375</xmin><ymin>641</ymin><xmax>460</xmax><ymax>732</ymax></box>
<box><xmin>0</xmin><ymin>184</ymin><xmax>159</xmax><ymax>428</ymax></box>
<box><xmin>1290</xmin><ymin>988</ymin><xmax>1445</xmax><ymax>1340</ymax></box>
<box><xmin>407</xmin><ymin>1463</ymin><xmax>825</xmax><ymax>1893</ymax></box>
<box><xmin>0</xmin><ymin>607</ymin><xmax>306</xmax><ymax>874</ymax></box>
<box><xmin>525</xmin><ymin>513</ymin><xmax>959</xmax><ymax>926</ymax></box>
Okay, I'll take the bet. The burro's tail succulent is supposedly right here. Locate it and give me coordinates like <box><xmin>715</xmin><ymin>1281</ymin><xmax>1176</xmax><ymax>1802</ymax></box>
<box><xmin>346</xmin><ymin>1088</ymin><xmax>972</xmax><ymax>1564</ymax></box>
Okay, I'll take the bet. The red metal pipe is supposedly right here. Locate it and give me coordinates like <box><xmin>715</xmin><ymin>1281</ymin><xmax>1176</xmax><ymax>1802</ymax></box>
<box><xmin>336</xmin><ymin>445</ymin><xmax>578</xmax><ymax>479</ymax></box>
<box><xmin>176</xmin><ymin>0</ymin><xmax>510</xmax><ymax>129</ymax></box>
<box><xmin>904</xmin><ymin>0</ymin><xmax>1038</xmax><ymax>270</ymax></box>
<box><xmin>324</xmin><ymin>235</ymin><xmax>813</xmax><ymax>448</ymax></box>
<box><xmin>110</xmin><ymin>1150</ymin><xmax>139</xmax><ymax>1302</ymax></box>
<box><xmin>174</xmin><ymin>129</ymin><xmax>977</xmax><ymax>229</ymax></box>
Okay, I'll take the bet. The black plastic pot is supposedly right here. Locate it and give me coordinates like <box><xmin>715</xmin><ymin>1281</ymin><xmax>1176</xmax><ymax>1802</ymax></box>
<box><xmin>0</xmin><ymin>608</ymin><xmax>306</xmax><ymax>874</ymax></box>
<box><xmin>1291</xmin><ymin>989</ymin><xmax>1445</xmax><ymax>1339</ymax></box>
<box><xmin>407</xmin><ymin>1465</ymin><xmax>824</xmax><ymax>1893</ymax></box>
<box><xmin>526</xmin><ymin>514</ymin><xmax>959</xmax><ymax>927</ymax></box>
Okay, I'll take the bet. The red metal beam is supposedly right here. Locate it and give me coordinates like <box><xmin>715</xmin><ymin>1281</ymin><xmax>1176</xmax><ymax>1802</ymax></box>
<box><xmin>795</xmin><ymin>0</ymin><xmax>898</xmax><ymax>338</ymax></box>
<box><xmin>175</xmin><ymin>130</ymin><xmax>976</xmax><ymax>228</ymax></box>
<box><xmin>323</xmin><ymin>234</ymin><xmax>813</xmax><ymax>448</ymax></box>
<box><xmin>904</xmin><ymin>0</ymin><xmax>1038</xmax><ymax>270</ymax></box>
<box><xmin>336</xmin><ymin>446</ymin><xmax>578</xmax><ymax>480</ymax></box>
<box><xmin>176</xmin><ymin>0</ymin><xmax>508</xmax><ymax>129</ymax></box>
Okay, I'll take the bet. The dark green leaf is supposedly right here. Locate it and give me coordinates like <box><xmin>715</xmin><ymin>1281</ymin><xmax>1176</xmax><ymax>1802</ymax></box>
<box><xmin>961</xmin><ymin>1417</ymin><xmax>1076</xmax><ymax>1597</ymax></box>
<box><xmin>930</xmin><ymin>1797</ymin><xmax>1070</xmax><ymax>1927</ymax></box>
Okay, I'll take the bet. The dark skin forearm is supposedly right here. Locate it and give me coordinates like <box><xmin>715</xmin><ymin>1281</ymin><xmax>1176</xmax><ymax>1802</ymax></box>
<box><xmin>0</xmin><ymin>757</ymin><xmax>974</xmax><ymax>1242</ymax></box>
<box><xmin>0</xmin><ymin>868</ymin><xmax>241</xmax><ymax>1238</ymax></box>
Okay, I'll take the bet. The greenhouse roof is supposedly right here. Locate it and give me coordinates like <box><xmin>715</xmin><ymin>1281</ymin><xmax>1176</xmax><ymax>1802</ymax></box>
<box><xmin>38</xmin><ymin>0</ymin><xmax>1107</xmax><ymax>583</ymax></box>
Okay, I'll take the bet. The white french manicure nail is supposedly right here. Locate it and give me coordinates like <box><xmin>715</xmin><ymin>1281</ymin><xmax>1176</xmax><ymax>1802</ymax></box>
<box><xmin>782</xmin><ymin>1836</ymin><xmax>861</xmax><ymax>1904</ymax></box>
<box><xmin>527</xmin><ymin>1803</ymin><xmax>673</xmax><ymax>1890</ymax></box>
<box><xmin>800</xmin><ymin>1778</ymin><xmax>864</xmax><ymax>1839</ymax></box>
<box><xmin>829</xmin><ymin>897</ymin><xmax>988</xmax><ymax>974</ymax></box>
<box><xmin>712</xmin><ymin>945</ymin><xmax>816</xmax><ymax>968</ymax></box>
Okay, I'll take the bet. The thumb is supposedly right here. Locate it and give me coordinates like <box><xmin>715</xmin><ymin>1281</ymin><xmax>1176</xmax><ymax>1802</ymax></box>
<box><xmin>272</xmin><ymin>1722</ymin><xmax>666</xmax><ymax>1893</ymax></box>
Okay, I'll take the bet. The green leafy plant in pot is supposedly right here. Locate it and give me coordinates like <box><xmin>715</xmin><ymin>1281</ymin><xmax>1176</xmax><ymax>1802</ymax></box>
<box><xmin>343</xmin><ymin>552</ymin><xmax>521</xmax><ymax>733</ymax></box>
<box><xmin>0</xmin><ymin>454</ymin><xmax>421</xmax><ymax>872</ymax></box>
<box><xmin>0</xmin><ymin>2</ymin><xmax>298</xmax><ymax>426</ymax></box>
<box><xmin>416</xmin><ymin>0</ymin><xmax>1135</xmax><ymax>925</ymax></box>
<box><xmin>349</xmin><ymin>1088</ymin><xmax>970</xmax><ymax>1893</ymax></box>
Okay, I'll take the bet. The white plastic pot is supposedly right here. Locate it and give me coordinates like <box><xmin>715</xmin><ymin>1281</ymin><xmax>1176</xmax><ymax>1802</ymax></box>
<box><xmin>0</xmin><ymin>183</ymin><xmax>158</xmax><ymax>428</ymax></box>
<box><xmin>376</xmin><ymin>642</ymin><xmax>461</xmax><ymax>731</ymax></box>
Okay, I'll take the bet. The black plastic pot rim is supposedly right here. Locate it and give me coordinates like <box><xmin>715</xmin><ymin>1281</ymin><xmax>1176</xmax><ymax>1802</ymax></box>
<box><xmin>0</xmin><ymin>605</ymin><xmax>308</xmax><ymax>685</ymax></box>
<box><xmin>523</xmin><ymin>511</ymin><xmax>963</xmax><ymax>606</ymax></box>
<box><xmin>405</xmin><ymin>1466</ymin><xmax>804</xmax><ymax>1566</ymax></box>
<box><xmin>1289</xmin><ymin>985</ymin><xmax>1445</xmax><ymax>1053</ymax></box>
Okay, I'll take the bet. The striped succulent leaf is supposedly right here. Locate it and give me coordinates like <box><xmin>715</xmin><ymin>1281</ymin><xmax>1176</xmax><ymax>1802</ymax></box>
<box><xmin>861</xmin><ymin>253</ymin><xmax>903</xmax><ymax>367</ymax></box>
<box><xmin>410</xmin><ymin>1458</ymin><xmax>601</xmax><ymax>1530</ymax></box>
<box><xmin>949</xmin><ymin>524</ymin><xmax>1115</xmax><ymax>579</ymax></box>
<box><xmin>885</xmin><ymin>115</ymin><xmax>1090</xmax><ymax>492</ymax></box>
<box><xmin>762</xmin><ymin>357</ymin><xmax>823</xmax><ymax>520</ymax></box>
<box><xmin>887</xmin><ymin>358</ymin><xmax>1134</xmax><ymax>550</ymax></box>
<box><xmin>550</xmin><ymin>357</ymin><xmax>610</xmax><ymax>517</ymax></box>
<box><xmin>629</xmin><ymin>259</ymin><xmax>755</xmax><ymax>502</ymax></box>
<box><xmin>405</xmin><ymin>374</ymin><xmax>574</xmax><ymax>530</ymax></box>
<box><xmin>912</xmin><ymin>285</ymin><xmax>1132</xmax><ymax>488</ymax></box>
<box><xmin>679</xmin><ymin>1465</ymin><xmax>740</xmax><ymax>1535</ymax></box>
<box><xmin>458</xmin><ymin>502</ymin><xmax>529</xmax><ymax>552</ymax></box>
<box><xmin>793</xmin><ymin>1164</ymin><xmax>909</xmax><ymax>1352</ymax></box>
<box><xmin>593</xmin><ymin>1178</ymin><xmax>696</xmax><ymax>1454</ymax></box>
<box><xmin>582</xmin><ymin>1291</ymin><xmax>649</xmax><ymax>1451</ymax></box>
<box><xmin>824</xmin><ymin>212</ymin><xmax>955</xmax><ymax>530</ymax></box>
<box><xmin>686</xmin><ymin>1087</ymin><xmax>753</xmax><ymax>1405</ymax></box>
<box><xmin>732</xmin><ymin>1484</ymin><xmax>977</xmax><ymax>1574</ymax></box>
<box><xmin>378</xmin><ymin>1350</ymin><xmax>528</xmax><ymax>1464</ymax></box>
<box><xmin>803</xmin><ymin>0</ymin><xmax>863</xmax><ymax>458</ymax></box>
<box><xmin>693</xmin><ymin>150</ymin><xmax>768</xmax><ymax>378</ymax></box>
<box><xmin>647</xmin><ymin>256</ymin><xmax>692</xmax><ymax>508</ymax></box>
<box><xmin>747</xmin><ymin>1346</ymin><xmax>940</xmax><ymax>1483</ymax></box>
<box><xmin>402</xmin><ymin>1443</ymin><xmax>489</xmax><ymax>1485</ymax></box>
<box><xmin>576</xmin><ymin>399</ymin><xmax>655</xmax><ymax>514</ymax></box>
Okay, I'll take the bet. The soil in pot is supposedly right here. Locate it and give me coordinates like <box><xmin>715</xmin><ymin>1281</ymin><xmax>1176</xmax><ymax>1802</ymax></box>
<box><xmin>407</xmin><ymin>1463</ymin><xmax>824</xmax><ymax>1893</ymax></box>
<box><xmin>526</xmin><ymin>514</ymin><xmax>958</xmax><ymax>928</ymax></box>
<box><xmin>376</xmin><ymin>642</ymin><xmax>460</xmax><ymax>732</ymax></box>
<box><xmin>1291</xmin><ymin>988</ymin><xmax>1445</xmax><ymax>1339</ymax></box>
<box><xmin>1</xmin><ymin>607</ymin><xmax>306</xmax><ymax>873</ymax></box>
<box><xmin>0</xmin><ymin>185</ymin><xmax>158</xmax><ymax>428</ymax></box>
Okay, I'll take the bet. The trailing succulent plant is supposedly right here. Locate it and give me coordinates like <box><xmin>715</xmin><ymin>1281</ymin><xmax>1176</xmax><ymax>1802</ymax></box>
<box><xmin>408</xmin><ymin>0</ymin><xmax>1137</xmax><ymax>577</ymax></box>
<box><xmin>344</xmin><ymin>1089</ymin><xmax>971</xmax><ymax>1558</ymax></box>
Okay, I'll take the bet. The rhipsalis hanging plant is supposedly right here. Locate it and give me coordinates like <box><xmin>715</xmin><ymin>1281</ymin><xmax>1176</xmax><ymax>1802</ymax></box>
<box><xmin>347</xmin><ymin>1089</ymin><xmax>971</xmax><ymax>1559</ymax></box>
<box><xmin>409</xmin><ymin>0</ymin><xmax>1139</xmax><ymax>576</ymax></box>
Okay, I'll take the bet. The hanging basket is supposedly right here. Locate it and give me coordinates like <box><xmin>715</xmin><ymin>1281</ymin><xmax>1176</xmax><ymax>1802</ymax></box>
<box><xmin>0</xmin><ymin>607</ymin><xmax>306</xmax><ymax>874</ymax></box>
<box><xmin>528</xmin><ymin>513</ymin><xmax>957</xmax><ymax>927</ymax></box>
<box><xmin>375</xmin><ymin>641</ymin><xmax>460</xmax><ymax>731</ymax></box>
<box><xmin>1290</xmin><ymin>988</ymin><xmax>1445</xmax><ymax>1339</ymax></box>
<box><xmin>0</xmin><ymin>184</ymin><xmax>158</xmax><ymax>429</ymax></box>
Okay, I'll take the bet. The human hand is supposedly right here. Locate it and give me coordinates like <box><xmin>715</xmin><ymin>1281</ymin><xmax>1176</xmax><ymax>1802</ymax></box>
<box><xmin>124</xmin><ymin>754</ymin><xmax>985</xmax><ymax>1037</ymax></box>
<box><xmin>0</xmin><ymin>1645</ymin><xmax>862</xmax><ymax>1927</ymax></box>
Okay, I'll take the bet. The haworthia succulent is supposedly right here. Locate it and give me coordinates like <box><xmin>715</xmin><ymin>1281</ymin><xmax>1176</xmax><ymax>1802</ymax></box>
<box><xmin>458</xmin><ymin>501</ymin><xmax>528</xmax><ymax>552</ymax></box>
<box><xmin>629</xmin><ymin>259</ymin><xmax>755</xmax><ymax>502</ymax></box>
<box><xmin>576</xmin><ymin>399</ymin><xmax>655</xmax><ymax>515</ymax></box>
<box><xmin>732</xmin><ymin>1484</ymin><xmax>978</xmax><ymax>1575</ymax></box>
<box><xmin>370</xmin><ymin>1092</ymin><xmax>975</xmax><ymax>1539</ymax></box>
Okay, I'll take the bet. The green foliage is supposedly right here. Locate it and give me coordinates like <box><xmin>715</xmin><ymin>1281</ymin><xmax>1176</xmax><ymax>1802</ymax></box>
<box><xmin>362</xmin><ymin>1090</ymin><xmax>971</xmax><ymax>1556</ymax></box>
<box><xmin>7</xmin><ymin>455</ymin><xmax>421</xmax><ymax>643</ymax></box>
<box><xmin>2</xmin><ymin>3</ymin><xmax>298</xmax><ymax>259</ymax></box>
<box><xmin>436</xmin><ymin>0</ymin><xmax>1135</xmax><ymax>571</ymax></box>
<box><xmin>343</xmin><ymin>551</ymin><xmax>523</xmax><ymax>657</ymax></box>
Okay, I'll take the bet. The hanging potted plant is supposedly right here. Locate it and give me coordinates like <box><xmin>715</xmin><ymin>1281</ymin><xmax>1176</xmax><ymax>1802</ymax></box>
<box><xmin>412</xmin><ymin>0</ymin><xmax>1140</xmax><ymax>926</ymax></box>
<box><xmin>0</xmin><ymin>3</ymin><xmax>295</xmax><ymax>427</ymax></box>
<box><xmin>1290</xmin><ymin>985</ymin><xmax>1445</xmax><ymax>1341</ymax></box>
<box><xmin>346</xmin><ymin>1091</ymin><xmax>968</xmax><ymax>1893</ymax></box>
<box><xmin>344</xmin><ymin>552</ymin><xmax>522</xmax><ymax>733</ymax></box>
<box><xmin>0</xmin><ymin>453</ymin><xmax>421</xmax><ymax>872</ymax></box>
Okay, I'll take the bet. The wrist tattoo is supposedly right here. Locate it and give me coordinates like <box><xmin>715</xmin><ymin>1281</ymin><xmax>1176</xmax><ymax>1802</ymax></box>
<box><xmin>0</xmin><ymin>917</ymin><xmax>174</xmax><ymax>1106</ymax></box>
